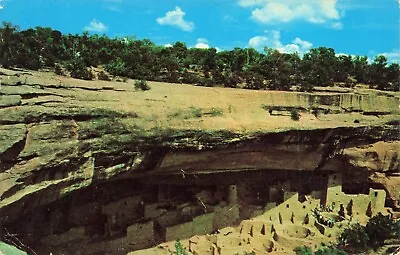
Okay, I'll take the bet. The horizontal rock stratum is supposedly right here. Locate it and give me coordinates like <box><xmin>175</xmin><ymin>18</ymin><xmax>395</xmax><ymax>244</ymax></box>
<box><xmin>0</xmin><ymin>68</ymin><xmax>399</xmax><ymax>254</ymax></box>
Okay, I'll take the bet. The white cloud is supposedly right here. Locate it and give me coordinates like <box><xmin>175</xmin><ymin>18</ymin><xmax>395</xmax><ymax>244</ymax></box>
<box><xmin>378</xmin><ymin>49</ymin><xmax>400</xmax><ymax>64</ymax></box>
<box><xmin>248</xmin><ymin>36</ymin><xmax>269</xmax><ymax>49</ymax></box>
<box><xmin>101</xmin><ymin>0</ymin><xmax>124</xmax><ymax>12</ymax></box>
<box><xmin>331</xmin><ymin>22</ymin><xmax>343</xmax><ymax>30</ymax></box>
<box><xmin>195</xmin><ymin>43</ymin><xmax>210</xmax><ymax>49</ymax></box>
<box><xmin>248</xmin><ymin>30</ymin><xmax>312</xmax><ymax>55</ymax></box>
<box><xmin>156</xmin><ymin>7</ymin><xmax>194</xmax><ymax>32</ymax></box>
<box><xmin>84</xmin><ymin>19</ymin><xmax>108</xmax><ymax>33</ymax></box>
<box><xmin>223</xmin><ymin>14</ymin><xmax>236</xmax><ymax>22</ymax></box>
<box><xmin>238</xmin><ymin>0</ymin><xmax>265</xmax><ymax>7</ymax></box>
<box><xmin>336</xmin><ymin>53</ymin><xmax>355</xmax><ymax>58</ymax></box>
<box><xmin>194</xmin><ymin>38</ymin><xmax>210</xmax><ymax>49</ymax></box>
<box><xmin>164</xmin><ymin>43</ymin><xmax>173</xmax><ymax>48</ymax></box>
<box><xmin>197</xmin><ymin>38</ymin><xmax>208</xmax><ymax>44</ymax></box>
<box><xmin>239</xmin><ymin>0</ymin><xmax>341</xmax><ymax>26</ymax></box>
<box><xmin>292</xmin><ymin>37</ymin><xmax>312</xmax><ymax>50</ymax></box>
<box><xmin>0</xmin><ymin>0</ymin><xmax>3</xmax><ymax>9</ymax></box>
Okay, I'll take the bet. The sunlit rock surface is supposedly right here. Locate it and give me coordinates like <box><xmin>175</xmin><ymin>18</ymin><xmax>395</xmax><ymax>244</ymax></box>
<box><xmin>0</xmin><ymin>68</ymin><xmax>399</xmax><ymax>254</ymax></box>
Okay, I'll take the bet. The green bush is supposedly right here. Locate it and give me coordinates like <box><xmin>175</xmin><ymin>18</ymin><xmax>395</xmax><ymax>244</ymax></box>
<box><xmin>294</xmin><ymin>245</ymin><xmax>348</xmax><ymax>255</ymax></box>
<box><xmin>170</xmin><ymin>240</ymin><xmax>188</xmax><ymax>255</ymax></box>
<box><xmin>98</xmin><ymin>71</ymin><xmax>111</xmax><ymax>81</ymax></box>
<box><xmin>208</xmin><ymin>108</ymin><xmax>223</xmax><ymax>117</ymax></box>
<box><xmin>315</xmin><ymin>246</ymin><xmax>348</xmax><ymax>255</ymax></box>
<box><xmin>189</xmin><ymin>106</ymin><xmax>203</xmax><ymax>118</ymax></box>
<box><xmin>54</xmin><ymin>63</ymin><xmax>64</xmax><ymax>75</ymax></box>
<box><xmin>294</xmin><ymin>245</ymin><xmax>313</xmax><ymax>255</ymax></box>
<box><xmin>67</xmin><ymin>59</ymin><xmax>93</xmax><ymax>80</ymax></box>
<box><xmin>366</xmin><ymin>213</ymin><xmax>398</xmax><ymax>247</ymax></box>
<box><xmin>105</xmin><ymin>58</ymin><xmax>127</xmax><ymax>76</ymax></box>
<box><xmin>134</xmin><ymin>80</ymin><xmax>150</xmax><ymax>91</ymax></box>
<box><xmin>290</xmin><ymin>109</ymin><xmax>300</xmax><ymax>121</ymax></box>
<box><xmin>311</xmin><ymin>108</ymin><xmax>319</xmax><ymax>118</ymax></box>
<box><xmin>338</xmin><ymin>223</ymin><xmax>369</xmax><ymax>251</ymax></box>
<box><xmin>181</xmin><ymin>71</ymin><xmax>201</xmax><ymax>84</ymax></box>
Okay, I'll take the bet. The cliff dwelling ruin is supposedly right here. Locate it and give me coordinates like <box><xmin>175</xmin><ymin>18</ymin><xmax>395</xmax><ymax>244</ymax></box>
<box><xmin>0</xmin><ymin>69</ymin><xmax>399</xmax><ymax>254</ymax></box>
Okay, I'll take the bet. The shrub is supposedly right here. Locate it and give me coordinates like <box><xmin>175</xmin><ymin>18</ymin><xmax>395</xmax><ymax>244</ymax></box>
<box><xmin>98</xmin><ymin>71</ymin><xmax>111</xmax><ymax>81</ymax></box>
<box><xmin>181</xmin><ymin>71</ymin><xmax>201</xmax><ymax>84</ymax></box>
<box><xmin>315</xmin><ymin>246</ymin><xmax>348</xmax><ymax>255</ymax></box>
<box><xmin>235</xmin><ymin>252</ymin><xmax>256</xmax><ymax>255</ymax></box>
<box><xmin>105</xmin><ymin>58</ymin><xmax>127</xmax><ymax>76</ymax></box>
<box><xmin>67</xmin><ymin>59</ymin><xmax>93</xmax><ymax>80</ymax></box>
<box><xmin>290</xmin><ymin>109</ymin><xmax>300</xmax><ymax>121</ymax></box>
<box><xmin>294</xmin><ymin>245</ymin><xmax>313</xmax><ymax>255</ymax></box>
<box><xmin>197</xmin><ymin>77</ymin><xmax>214</xmax><ymax>87</ymax></box>
<box><xmin>311</xmin><ymin>108</ymin><xmax>319</xmax><ymax>118</ymax></box>
<box><xmin>134</xmin><ymin>80</ymin><xmax>150</xmax><ymax>91</ymax></box>
<box><xmin>189</xmin><ymin>106</ymin><xmax>202</xmax><ymax>118</ymax></box>
<box><xmin>208</xmin><ymin>108</ymin><xmax>223</xmax><ymax>117</ymax></box>
<box><xmin>54</xmin><ymin>63</ymin><xmax>64</xmax><ymax>76</ymax></box>
<box><xmin>365</xmin><ymin>213</ymin><xmax>397</xmax><ymax>247</ymax></box>
<box><xmin>170</xmin><ymin>240</ymin><xmax>188</xmax><ymax>255</ymax></box>
<box><xmin>338</xmin><ymin>223</ymin><xmax>369</xmax><ymax>251</ymax></box>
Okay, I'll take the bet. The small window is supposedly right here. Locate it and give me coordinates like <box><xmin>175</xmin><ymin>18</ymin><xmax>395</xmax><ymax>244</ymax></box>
<box><xmin>374</xmin><ymin>191</ymin><xmax>378</xmax><ymax>197</ymax></box>
<box><xmin>303</xmin><ymin>205</ymin><xmax>306</xmax><ymax>209</ymax></box>
<box><xmin>286</xmin><ymin>204</ymin><xmax>289</xmax><ymax>208</ymax></box>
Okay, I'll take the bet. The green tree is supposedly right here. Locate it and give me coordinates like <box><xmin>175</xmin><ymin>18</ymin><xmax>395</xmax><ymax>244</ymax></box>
<box><xmin>338</xmin><ymin>223</ymin><xmax>369</xmax><ymax>251</ymax></box>
<box><xmin>335</xmin><ymin>54</ymin><xmax>353</xmax><ymax>83</ymax></box>
<box><xmin>352</xmin><ymin>55</ymin><xmax>369</xmax><ymax>84</ymax></box>
<box><xmin>370</xmin><ymin>55</ymin><xmax>388</xmax><ymax>90</ymax></box>
<box><xmin>301</xmin><ymin>47</ymin><xmax>337</xmax><ymax>87</ymax></box>
<box><xmin>365</xmin><ymin>213</ymin><xmax>397</xmax><ymax>247</ymax></box>
<box><xmin>0</xmin><ymin>22</ymin><xmax>19</xmax><ymax>68</ymax></box>
<box><xmin>386</xmin><ymin>63</ymin><xmax>399</xmax><ymax>91</ymax></box>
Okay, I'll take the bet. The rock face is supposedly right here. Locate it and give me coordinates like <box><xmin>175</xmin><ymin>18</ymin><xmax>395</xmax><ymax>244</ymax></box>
<box><xmin>0</xmin><ymin>69</ymin><xmax>399</xmax><ymax>254</ymax></box>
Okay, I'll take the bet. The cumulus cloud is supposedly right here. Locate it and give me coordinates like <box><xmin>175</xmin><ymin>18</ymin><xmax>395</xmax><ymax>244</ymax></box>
<box><xmin>157</xmin><ymin>7</ymin><xmax>194</xmax><ymax>32</ymax></box>
<box><xmin>248</xmin><ymin>30</ymin><xmax>312</xmax><ymax>55</ymax></box>
<box><xmin>248</xmin><ymin>36</ymin><xmax>269</xmax><ymax>49</ymax></box>
<box><xmin>194</xmin><ymin>38</ymin><xmax>210</xmax><ymax>49</ymax></box>
<box><xmin>378</xmin><ymin>49</ymin><xmax>400</xmax><ymax>64</ymax></box>
<box><xmin>84</xmin><ymin>19</ymin><xmax>108</xmax><ymax>33</ymax></box>
<box><xmin>292</xmin><ymin>37</ymin><xmax>312</xmax><ymax>50</ymax></box>
<box><xmin>0</xmin><ymin>0</ymin><xmax>4</xmax><ymax>10</ymax></box>
<box><xmin>239</xmin><ymin>0</ymin><xmax>341</xmax><ymax>26</ymax></box>
<box><xmin>164</xmin><ymin>43</ymin><xmax>173</xmax><ymax>48</ymax></box>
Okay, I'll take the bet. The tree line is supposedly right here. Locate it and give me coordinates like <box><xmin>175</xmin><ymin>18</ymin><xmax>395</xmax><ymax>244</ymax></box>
<box><xmin>0</xmin><ymin>22</ymin><xmax>398</xmax><ymax>91</ymax></box>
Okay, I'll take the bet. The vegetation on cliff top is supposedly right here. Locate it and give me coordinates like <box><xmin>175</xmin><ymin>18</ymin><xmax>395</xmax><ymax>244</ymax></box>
<box><xmin>0</xmin><ymin>22</ymin><xmax>398</xmax><ymax>92</ymax></box>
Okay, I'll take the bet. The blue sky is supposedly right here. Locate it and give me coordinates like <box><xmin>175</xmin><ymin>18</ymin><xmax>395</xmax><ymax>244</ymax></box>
<box><xmin>0</xmin><ymin>0</ymin><xmax>399</xmax><ymax>62</ymax></box>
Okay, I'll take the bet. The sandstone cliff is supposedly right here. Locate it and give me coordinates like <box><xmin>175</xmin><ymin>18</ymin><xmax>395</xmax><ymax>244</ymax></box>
<box><xmin>0</xmin><ymin>68</ymin><xmax>399</xmax><ymax>254</ymax></box>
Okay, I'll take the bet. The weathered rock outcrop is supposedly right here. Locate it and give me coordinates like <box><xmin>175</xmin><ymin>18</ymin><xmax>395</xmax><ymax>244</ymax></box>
<box><xmin>0</xmin><ymin>69</ymin><xmax>399</xmax><ymax>254</ymax></box>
